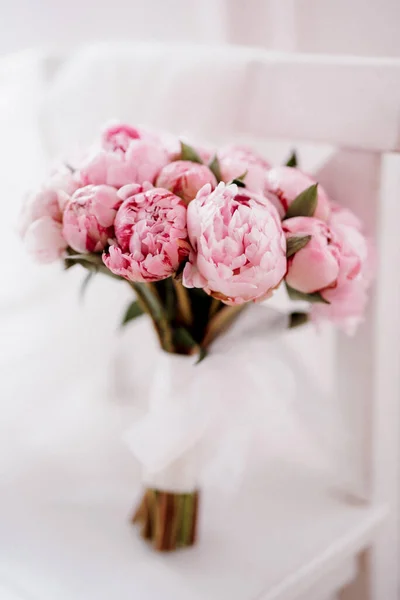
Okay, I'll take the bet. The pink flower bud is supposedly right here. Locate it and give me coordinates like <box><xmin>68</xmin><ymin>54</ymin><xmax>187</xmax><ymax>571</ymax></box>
<box><xmin>265</xmin><ymin>167</ymin><xmax>331</xmax><ymax>221</ymax></box>
<box><xmin>63</xmin><ymin>184</ymin><xmax>120</xmax><ymax>253</ymax></box>
<box><xmin>283</xmin><ymin>217</ymin><xmax>341</xmax><ymax>294</ymax></box>
<box><xmin>156</xmin><ymin>160</ymin><xmax>217</xmax><ymax>204</ymax></box>
<box><xmin>80</xmin><ymin>123</ymin><xmax>169</xmax><ymax>188</ymax></box>
<box><xmin>218</xmin><ymin>144</ymin><xmax>271</xmax><ymax>192</ymax></box>
<box><xmin>283</xmin><ymin>207</ymin><xmax>371</xmax><ymax>334</ymax></box>
<box><xmin>19</xmin><ymin>167</ymin><xmax>80</xmax><ymax>263</ymax></box>
<box><xmin>24</xmin><ymin>217</ymin><xmax>67</xmax><ymax>263</ymax></box>
<box><xmin>101</xmin><ymin>123</ymin><xmax>142</xmax><ymax>152</ymax></box>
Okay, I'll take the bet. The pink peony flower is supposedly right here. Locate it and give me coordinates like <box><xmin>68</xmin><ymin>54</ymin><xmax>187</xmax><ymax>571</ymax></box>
<box><xmin>218</xmin><ymin>144</ymin><xmax>271</xmax><ymax>192</ymax></box>
<box><xmin>329</xmin><ymin>201</ymin><xmax>362</xmax><ymax>230</ymax></box>
<box><xmin>19</xmin><ymin>168</ymin><xmax>80</xmax><ymax>237</ymax></box>
<box><xmin>283</xmin><ymin>209</ymin><xmax>371</xmax><ymax>334</ymax></box>
<box><xmin>311</xmin><ymin>280</ymin><xmax>368</xmax><ymax>334</ymax></box>
<box><xmin>101</xmin><ymin>122</ymin><xmax>142</xmax><ymax>152</ymax></box>
<box><xmin>264</xmin><ymin>167</ymin><xmax>331</xmax><ymax>221</ymax></box>
<box><xmin>24</xmin><ymin>217</ymin><xmax>67</xmax><ymax>263</ymax></box>
<box><xmin>63</xmin><ymin>184</ymin><xmax>120</xmax><ymax>253</ymax></box>
<box><xmin>312</xmin><ymin>203</ymin><xmax>373</xmax><ymax>333</ymax></box>
<box><xmin>283</xmin><ymin>217</ymin><xmax>341</xmax><ymax>294</ymax></box>
<box><xmin>183</xmin><ymin>182</ymin><xmax>286</xmax><ymax>305</ymax></box>
<box><xmin>156</xmin><ymin>160</ymin><xmax>217</xmax><ymax>204</ymax></box>
<box><xmin>103</xmin><ymin>186</ymin><xmax>190</xmax><ymax>282</ymax></box>
<box><xmin>80</xmin><ymin>123</ymin><xmax>168</xmax><ymax>188</ymax></box>
<box><xmin>19</xmin><ymin>188</ymin><xmax>63</xmax><ymax>239</ymax></box>
<box><xmin>19</xmin><ymin>167</ymin><xmax>80</xmax><ymax>263</ymax></box>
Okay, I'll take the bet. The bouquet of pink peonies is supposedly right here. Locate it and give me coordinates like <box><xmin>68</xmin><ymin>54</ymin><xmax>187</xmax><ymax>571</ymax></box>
<box><xmin>20</xmin><ymin>123</ymin><xmax>373</xmax><ymax>551</ymax></box>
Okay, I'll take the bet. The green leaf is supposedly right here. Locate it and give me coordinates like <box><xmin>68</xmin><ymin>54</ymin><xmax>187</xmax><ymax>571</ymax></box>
<box><xmin>180</xmin><ymin>141</ymin><xmax>203</xmax><ymax>164</ymax></box>
<box><xmin>121</xmin><ymin>300</ymin><xmax>144</xmax><ymax>327</ymax></box>
<box><xmin>196</xmin><ymin>346</ymin><xmax>208</xmax><ymax>364</ymax></box>
<box><xmin>208</xmin><ymin>154</ymin><xmax>222</xmax><ymax>182</ymax></box>
<box><xmin>285</xmin><ymin>151</ymin><xmax>298</xmax><ymax>167</ymax></box>
<box><xmin>173</xmin><ymin>327</ymin><xmax>208</xmax><ymax>362</ymax></box>
<box><xmin>230</xmin><ymin>178</ymin><xmax>246</xmax><ymax>188</ymax></box>
<box><xmin>289</xmin><ymin>311</ymin><xmax>309</xmax><ymax>329</ymax></box>
<box><xmin>286</xmin><ymin>235</ymin><xmax>312</xmax><ymax>258</ymax></box>
<box><xmin>129</xmin><ymin>282</ymin><xmax>173</xmax><ymax>351</ymax></box>
<box><xmin>64</xmin><ymin>252</ymin><xmax>105</xmax><ymax>273</ymax></box>
<box><xmin>65</xmin><ymin>252</ymin><xmax>103</xmax><ymax>265</ymax></box>
<box><xmin>164</xmin><ymin>278</ymin><xmax>176</xmax><ymax>321</ymax></box>
<box><xmin>235</xmin><ymin>170</ymin><xmax>248</xmax><ymax>182</ymax></box>
<box><xmin>79</xmin><ymin>270</ymin><xmax>95</xmax><ymax>301</ymax></box>
<box><xmin>286</xmin><ymin>283</ymin><xmax>330</xmax><ymax>304</ymax></box>
<box><xmin>172</xmin><ymin>327</ymin><xmax>197</xmax><ymax>352</ymax></box>
<box><xmin>228</xmin><ymin>170</ymin><xmax>248</xmax><ymax>187</ymax></box>
<box><xmin>284</xmin><ymin>184</ymin><xmax>318</xmax><ymax>219</ymax></box>
<box><xmin>174</xmin><ymin>257</ymin><xmax>189</xmax><ymax>281</ymax></box>
<box><xmin>64</xmin><ymin>258</ymin><xmax>75</xmax><ymax>270</ymax></box>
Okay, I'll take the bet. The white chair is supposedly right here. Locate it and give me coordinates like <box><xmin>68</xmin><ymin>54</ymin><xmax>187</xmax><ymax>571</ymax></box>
<box><xmin>2</xmin><ymin>43</ymin><xmax>399</xmax><ymax>600</ymax></box>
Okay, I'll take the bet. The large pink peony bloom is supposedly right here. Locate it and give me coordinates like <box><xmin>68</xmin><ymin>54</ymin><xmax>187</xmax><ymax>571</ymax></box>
<box><xmin>103</xmin><ymin>185</ymin><xmax>190</xmax><ymax>282</ymax></box>
<box><xmin>283</xmin><ymin>209</ymin><xmax>371</xmax><ymax>334</ymax></box>
<box><xmin>264</xmin><ymin>166</ymin><xmax>331</xmax><ymax>221</ymax></box>
<box><xmin>156</xmin><ymin>160</ymin><xmax>217</xmax><ymax>204</ymax></box>
<box><xmin>63</xmin><ymin>184</ymin><xmax>120</xmax><ymax>253</ymax></box>
<box><xmin>183</xmin><ymin>182</ymin><xmax>286</xmax><ymax>305</ymax></box>
<box><xmin>80</xmin><ymin>123</ymin><xmax>168</xmax><ymax>188</ymax></box>
<box><xmin>19</xmin><ymin>167</ymin><xmax>81</xmax><ymax>263</ymax></box>
<box><xmin>218</xmin><ymin>144</ymin><xmax>271</xmax><ymax>192</ymax></box>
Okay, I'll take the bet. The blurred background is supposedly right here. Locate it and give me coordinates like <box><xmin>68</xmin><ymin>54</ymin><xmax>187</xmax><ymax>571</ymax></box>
<box><xmin>1</xmin><ymin>1</ymin><xmax>399</xmax><ymax>599</ymax></box>
<box><xmin>1</xmin><ymin>0</ymin><xmax>400</xmax><ymax>56</ymax></box>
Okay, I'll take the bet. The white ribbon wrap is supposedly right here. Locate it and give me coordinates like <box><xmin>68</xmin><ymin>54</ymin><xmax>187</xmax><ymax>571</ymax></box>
<box><xmin>122</xmin><ymin>305</ymin><xmax>351</xmax><ymax>493</ymax></box>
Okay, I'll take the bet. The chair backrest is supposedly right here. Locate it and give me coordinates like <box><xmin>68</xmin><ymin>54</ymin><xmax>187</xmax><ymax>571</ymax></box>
<box><xmin>41</xmin><ymin>42</ymin><xmax>400</xmax><ymax>154</ymax></box>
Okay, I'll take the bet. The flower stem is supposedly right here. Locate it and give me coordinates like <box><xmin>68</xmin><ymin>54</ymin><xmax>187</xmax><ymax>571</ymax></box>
<box><xmin>132</xmin><ymin>489</ymin><xmax>199</xmax><ymax>551</ymax></box>
<box><xmin>128</xmin><ymin>282</ymin><xmax>174</xmax><ymax>352</ymax></box>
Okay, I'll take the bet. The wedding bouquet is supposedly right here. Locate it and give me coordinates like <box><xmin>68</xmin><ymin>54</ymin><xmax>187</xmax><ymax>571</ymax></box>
<box><xmin>19</xmin><ymin>123</ymin><xmax>373</xmax><ymax>551</ymax></box>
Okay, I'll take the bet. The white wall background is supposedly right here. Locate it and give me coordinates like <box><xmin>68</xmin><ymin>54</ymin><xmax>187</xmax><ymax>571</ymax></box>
<box><xmin>1</xmin><ymin>0</ymin><xmax>400</xmax><ymax>57</ymax></box>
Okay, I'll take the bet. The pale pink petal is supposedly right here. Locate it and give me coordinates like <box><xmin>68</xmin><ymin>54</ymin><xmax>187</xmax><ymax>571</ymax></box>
<box><xmin>24</xmin><ymin>217</ymin><xmax>67</xmax><ymax>263</ymax></box>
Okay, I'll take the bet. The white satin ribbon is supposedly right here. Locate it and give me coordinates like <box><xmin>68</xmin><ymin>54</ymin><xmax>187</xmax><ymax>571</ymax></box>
<box><xmin>122</xmin><ymin>305</ymin><xmax>350</xmax><ymax>493</ymax></box>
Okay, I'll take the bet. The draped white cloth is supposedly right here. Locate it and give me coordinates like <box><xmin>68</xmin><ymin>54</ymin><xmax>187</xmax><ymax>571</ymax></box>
<box><xmin>122</xmin><ymin>306</ymin><xmax>352</xmax><ymax>494</ymax></box>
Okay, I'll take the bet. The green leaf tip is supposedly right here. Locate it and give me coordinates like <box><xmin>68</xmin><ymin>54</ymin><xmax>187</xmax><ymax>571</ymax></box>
<box><xmin>121</xmin><ymin>300</ymin><xmax>145</xmax><ymax>327</ymax></box>
<box><xmin>286</xmin><ymin>235</ymin><xmax>312</xmax><ymax>258</ymax></box>
<box><xmin>208</xmin><ymin>154</ymin><xmax>222</xmax><ymax>182</ymax></box>
<box><xmin>285</xmin><ymin>282</ymin><xmax>330</xmax><ymax>304</ymax></box>
<box><xmin>289</xmin><ymin>311</ymin><xmax>309</xmax><ymax>329</ymax></box>
<box><xmin>284</xmin><ymin>184</ymin><xmax>318</xmax><ymax>220</ymax></box>
<box><xmin>180</xmin><ymin>141</ymin><xmax>203</xmax><ymax>164</ymax></box>
<box><xmin>285</xmin><ymin>151</ymin><xmax>298</xmax><ymax>167</ymax></box>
